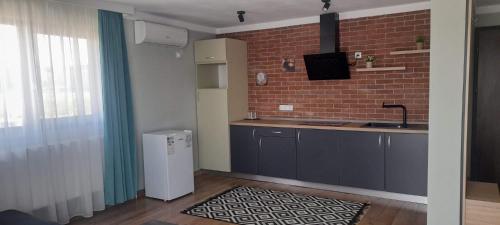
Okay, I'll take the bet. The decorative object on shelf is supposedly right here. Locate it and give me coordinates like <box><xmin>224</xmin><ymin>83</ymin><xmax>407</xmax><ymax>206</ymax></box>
<box><xmin>281</xmin><ymin>57</ymin><xmax>295</xmax><ymax>72</ymax></box>
<box><xmin>416</xmin><ymin>36</ymin><xmax>425</xmax><ymax>50</ymax></box>
<box><xmin>246</xmin><ymin>112</ymin><xmax>257</xmax><ymax>120</ymax></box>
<box><xmin>365</xmin><ymin>55</ymin><xmax>376</xmax><ymax>68</ymax></box>
<box><xmin>256</xmin><ymin>72</ymin><xmax>268</xmax><ymax>86</ymax></box>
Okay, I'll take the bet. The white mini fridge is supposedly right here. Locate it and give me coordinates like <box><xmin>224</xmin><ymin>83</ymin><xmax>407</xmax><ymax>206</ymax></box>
<box><xmin>143</xmin><ymin>130</ymin><xmax>194</xmax><ymax>201</ymax></box>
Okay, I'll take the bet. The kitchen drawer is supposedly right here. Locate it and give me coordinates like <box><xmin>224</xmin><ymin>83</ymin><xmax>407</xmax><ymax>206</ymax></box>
<box><xmin>256</xmin><ymin>127</ymin><xmax>296</xmax><ymax>138</ymax></box>
<box><xmin>195</xmin><ymin>39</ymin><xmax>227</xmax><ymax>64</ymax></box>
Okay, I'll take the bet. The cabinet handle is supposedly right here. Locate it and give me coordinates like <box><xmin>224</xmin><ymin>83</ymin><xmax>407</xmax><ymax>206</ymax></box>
<box><xmin>272</xmin><ymin>131</ymin><xmax>282</xmax><ymax>134</ymax></box>
<box><xmin>205</xmin><ymin>56</ymin><xmax>215</xmax><ymax>59</ymax></box>
<box><xmin>297</xmin><ymin>129</ymin><xmax>301</xmax><ymax>144</ymax></box>
<box><xmin>378</xmin><ymin>135</ymin><xmax>382</xmax><ymax>147</ymax></box>
<box><xmin>387</xmin><ymin>135</ymin><xmax>391</xmax><ymax>149</ymax></box>
<box><xmin>252</xmin><ymin>128</ymin><xmax>256</xmax><ymax>140</ymax></box>
<box><xmin>258</xmin><ymin>138</ymin><xmax>262</xmax><ymax>150</ymax></box>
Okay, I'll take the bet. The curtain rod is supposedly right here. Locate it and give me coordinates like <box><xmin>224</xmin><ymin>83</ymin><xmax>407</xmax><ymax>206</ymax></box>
<box><xmin>49</xmin><ymin>0</ymin><xmax>135</xmax><ymax>15</ymax></box>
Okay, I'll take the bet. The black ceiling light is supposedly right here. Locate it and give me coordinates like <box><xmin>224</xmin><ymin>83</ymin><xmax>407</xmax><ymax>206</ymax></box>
<box><xmin>237</xmin><ymin>10</ymin><xmax>245</xmax><ymax>23</ymax></box>
<box><xmin>322</xmin><ymin>0</ymin><xmax>331</xmax><ymax>12</ymax></box>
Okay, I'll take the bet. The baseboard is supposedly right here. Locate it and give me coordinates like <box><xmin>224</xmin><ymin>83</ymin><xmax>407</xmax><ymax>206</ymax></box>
<box><xmin>137</xmin><ymin>189</ymin><xmax>145</xmax><ymax>198</ymax></box>
<box><xmin>194</xmin><ymin>169</ymin><xmax>207</xmax><ymax>176</ymax></box>
<box><xmin>202</xmin><ymin>170</ymin><xmax>428</xmax><ymax>204</ymax></box>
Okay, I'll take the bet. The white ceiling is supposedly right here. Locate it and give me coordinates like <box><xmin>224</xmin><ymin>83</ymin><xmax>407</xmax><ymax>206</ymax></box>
<box><xmin>97</xmin><ymin>0</ymin><xmax>427</xmax><ymax>28</ymax></box>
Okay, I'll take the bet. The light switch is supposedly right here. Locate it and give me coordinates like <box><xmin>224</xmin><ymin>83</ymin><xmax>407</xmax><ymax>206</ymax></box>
<box><xmin>279</xmin><ymin>104</ymin><xmax>293</xmax><ymax>112</ymax></box>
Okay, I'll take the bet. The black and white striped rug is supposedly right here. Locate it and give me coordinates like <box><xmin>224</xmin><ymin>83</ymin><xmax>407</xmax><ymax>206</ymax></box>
<box><xmin>182</xmin><ymin>186</ymin><xmax>368</xmax><ymax>225</ymax></box>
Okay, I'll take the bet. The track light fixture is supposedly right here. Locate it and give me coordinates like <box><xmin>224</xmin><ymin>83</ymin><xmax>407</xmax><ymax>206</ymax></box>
<box><xmin>237</xmin><ymin>11</ymin><xmax>245</xmax><ymax>23</ymax></box>
<box><xmin>322</xmin><ymin>0</ymin><xmax>331</xmax><ymax>12</ymax></box>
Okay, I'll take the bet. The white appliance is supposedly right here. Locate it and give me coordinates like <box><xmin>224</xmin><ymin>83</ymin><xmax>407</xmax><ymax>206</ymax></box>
<box><xmin>134</xmin><ymin>20</ymin><xmax>188</xmax><ymax>47</ymax></box>
<box><xmin>143</xmin><ymin>130</ymin><xmax>194</xmax><ymax>201</ymax></box>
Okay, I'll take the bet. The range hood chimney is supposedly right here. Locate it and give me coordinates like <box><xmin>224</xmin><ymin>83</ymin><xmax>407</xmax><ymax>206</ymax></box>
<box><xmin>303</xmin><ymin>12</ymin><xmax>350</xmax><ymax>80</ymax></box>
<box><xmin>320</xmin><ymin>12</ymin><xmax>340</xmax><ymax>53</ymax></box>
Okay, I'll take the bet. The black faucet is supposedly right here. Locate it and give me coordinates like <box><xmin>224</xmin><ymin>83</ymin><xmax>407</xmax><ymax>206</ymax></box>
<box><xmin>382</xmin><ymin>102</ymin><xmax>408</xmax><ymax>128</ymax></box>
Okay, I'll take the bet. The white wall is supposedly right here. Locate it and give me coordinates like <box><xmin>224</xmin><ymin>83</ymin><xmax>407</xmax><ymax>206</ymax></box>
<box><xmin>428</xmin><ymin>0</ymin><xmax>470</xmax><ymax>224</ymax></box>
<box><xmin>123</xmin><ymin>19</ymin><xmax>214</xmax><ymax>189</ymax></box>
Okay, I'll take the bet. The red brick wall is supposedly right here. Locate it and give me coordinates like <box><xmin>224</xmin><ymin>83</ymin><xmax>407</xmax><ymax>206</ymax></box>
<box><xmin>219</xmin><ymin>10</ymin><xmax>430</xmax><ymax>122</ymax></box>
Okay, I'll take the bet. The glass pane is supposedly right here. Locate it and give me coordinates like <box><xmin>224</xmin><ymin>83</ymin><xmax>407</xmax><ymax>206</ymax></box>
<box><xmin>0</xmin><ymin>24</ymin><xmax>24</xmax><ymax>127</ymax></box>
<box><xmin>38</xmin><ymin>35</ymin><xmax>92</xmax><ymax>118</ymax></box>
<box><xmin>37</xmin><ymin>33</ymin><xmax>56</xmax><ymax>119</ymax></box>
<box><xmin>78</xmin><ymin>38</ymin><xmax>92</xmax><ymax>115</ymax></box>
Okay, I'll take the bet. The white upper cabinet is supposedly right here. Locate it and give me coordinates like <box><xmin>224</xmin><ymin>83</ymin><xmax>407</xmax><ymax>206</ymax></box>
<box><xmin>195</xmin><ymin>38</ymin><xmax>227</xmax><ymax>64</ymax></box>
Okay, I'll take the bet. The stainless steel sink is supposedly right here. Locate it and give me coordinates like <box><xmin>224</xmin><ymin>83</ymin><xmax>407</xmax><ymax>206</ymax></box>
<box><xmin>362</xmin><ymin>122</ymin><xmax>405</xmax><ymax>129</ymax></box>
<box><xmin>362</xmin><ymin>122</ymin><xmax>429</xmax><ymax>130</ymax></box>
<box><xmin>300</xmin><ymin>121</ymin><xmax>349</xmax><ymax>127</ymax></box>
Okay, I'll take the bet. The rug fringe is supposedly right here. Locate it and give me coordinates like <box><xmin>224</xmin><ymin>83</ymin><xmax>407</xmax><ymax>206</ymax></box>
<box><xmin>349</xmin><ymin>203</ymin><xmax>371</xmax><ymax>225</ymax></box>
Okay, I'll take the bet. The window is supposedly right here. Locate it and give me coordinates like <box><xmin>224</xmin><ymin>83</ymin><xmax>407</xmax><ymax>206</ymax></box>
<box><xmin>0</xmin><ymin>24</ymin><xmax>97</xmax><ymax>128</ymax></box>
<box><xmin>37</xmin><ymin>34</ymin><xmax>94</xmax><ymax>118</ymax></box>
<box><xmin>0</xmin><ymin>24</ymin><xmax>23</xmax><ymax>127</ymax></box>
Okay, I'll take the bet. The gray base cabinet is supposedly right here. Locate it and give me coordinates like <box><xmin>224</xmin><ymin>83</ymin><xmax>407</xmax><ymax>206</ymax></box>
<box><xmin>230</xmin><ymin>126</ymin><xmax>258</xmax><ymax>174</ymax></box>
<box><xmin>297</xmin><ymin>129</ymin><xmax>340</xmax><ymax>185</ymax></box>
<box><xmin>339</xmin><ymin>132</ymin><xmax>385</xmax><ymax>191</ymax></box>
<box><xmin>229</xmin><ymin>125</ymin><xmax>428</xmax><ymax>196</ymax></box>
<box><xmin>385</xmin><ymin>133</ymin><xmax>428</xmax><ymax>196</ymax></box>
<box><xmin>257</xmin><ymin>127</ymin><xmax>297</xmax><ymax>179</ymax></box>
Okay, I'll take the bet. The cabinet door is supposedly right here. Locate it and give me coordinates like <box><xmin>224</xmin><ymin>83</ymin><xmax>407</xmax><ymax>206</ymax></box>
<box><xmin>230</xmin><ymin>126</ymin><xmax>258</xmax><ymax>174</ymax></box>
<box><xmin>195</xmin><ymin>39</ymin><xmax>227</xmax><ymax>64</ymax></box>
<box><xmin>258</xmin><ymin>136</ymin><xmax>297</xmax><ymax>179</ymax></box>
<box><xmin>197</xmin><ymin>89</ymin><xmax>230</xmax><ymax>172</ymax></box>
<box><xmin>339</xmin><ymin>132</ymin><xmax>385</xmax><ymax>190</ymax></box>
<box><xmin>385</xmin><ymin>133</ymin><xmax>428</xmax><ymax>196</ymax></box>
<box><xmin>297</xmin><ymin>129</ymin><xmax>340</xmax><ymax>185</ymax></box>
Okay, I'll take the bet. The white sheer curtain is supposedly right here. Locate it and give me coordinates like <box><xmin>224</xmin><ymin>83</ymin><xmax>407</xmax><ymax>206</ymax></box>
<box><xmin>0</xmin><ymin>0</ymin><xmax>105</xmax><ymax>223</ymax></box>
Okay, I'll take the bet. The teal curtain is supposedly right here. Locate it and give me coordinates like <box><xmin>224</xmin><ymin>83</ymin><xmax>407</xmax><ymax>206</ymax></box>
<box><xmin>98</xmin><ymin>10</ymin><xmax>137</xmax><ymax>205</ymax></box>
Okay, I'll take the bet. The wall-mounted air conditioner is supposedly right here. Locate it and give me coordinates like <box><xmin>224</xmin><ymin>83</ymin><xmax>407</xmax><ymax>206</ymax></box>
<box><xmin>134</xmin><ymin>21</ymin><xmax>188</xmax><ymax>47</ymax></box>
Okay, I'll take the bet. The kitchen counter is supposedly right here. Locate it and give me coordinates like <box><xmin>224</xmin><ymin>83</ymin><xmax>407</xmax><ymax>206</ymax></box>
<box><xmin>230</xmin><ymin>119</ymin><xmax>428</xmax><ymax>134</ymax></box>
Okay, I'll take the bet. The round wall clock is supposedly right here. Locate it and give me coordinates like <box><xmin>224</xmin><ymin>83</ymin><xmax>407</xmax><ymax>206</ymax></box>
<box><xmin>256</xmin><ymin>72</ymin><xmax>268</xmax><ymax>86</ymax></box>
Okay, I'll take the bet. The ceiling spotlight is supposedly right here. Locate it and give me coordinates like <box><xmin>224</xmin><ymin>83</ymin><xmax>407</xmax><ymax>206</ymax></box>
<box><xmin>237</xmin><ymin>10</ymin><xmax>245</xmax><ymax>23</ymax></box>
<box><xmin>322</xmin><ymin>0</ymin><xmax>331</xmax><ymax>12</ymax></box>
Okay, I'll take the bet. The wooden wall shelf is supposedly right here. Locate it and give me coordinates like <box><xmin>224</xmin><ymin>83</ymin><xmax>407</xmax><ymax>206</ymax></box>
<box><xmin>390</xmin><ymin>49</ymin><xmax>430</xmax><ymax>55</ymax></box>
<box><xmin>356</xmin><ymin>67</ymin><xmax>406</xmax><ymax>72</ymax></box>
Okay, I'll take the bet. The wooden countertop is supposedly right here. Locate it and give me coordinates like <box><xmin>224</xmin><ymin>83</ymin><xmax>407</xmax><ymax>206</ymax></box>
<box><xmin>230</xmin><ymin>119</ymin><xmax>428</xmax><ymax>134</ymax></box>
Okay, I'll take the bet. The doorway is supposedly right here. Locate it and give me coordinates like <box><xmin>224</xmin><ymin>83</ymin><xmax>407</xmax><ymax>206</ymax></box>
<box><xmin>470</xmin><ymin>26</ymin><xmax>500</xmax><ymax>185</ymax></box>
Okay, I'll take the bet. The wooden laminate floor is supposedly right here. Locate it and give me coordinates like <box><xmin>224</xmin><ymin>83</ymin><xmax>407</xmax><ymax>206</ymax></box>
<box><xmin>69</xmin><ymin>172</ymin><xmax>426</xmax><ymax>225</ymax></box>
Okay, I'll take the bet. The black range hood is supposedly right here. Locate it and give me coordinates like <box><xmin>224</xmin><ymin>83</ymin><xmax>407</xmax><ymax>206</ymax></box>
<box><xmin>304</xmin><ymin>13</ymin><xmax>350</xmax><ymax>80</ymax></box>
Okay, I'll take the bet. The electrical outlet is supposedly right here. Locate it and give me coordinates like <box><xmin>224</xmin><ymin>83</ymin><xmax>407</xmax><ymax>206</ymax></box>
<box><xmin>279</xmin><ymin>104</ymin><xmax>294</xmax><ymax>112</ymax></box>
<box><xmin>354</xmin><ymin>52</ymin><xmax>362</xmax><ymax>59</ymax></box>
